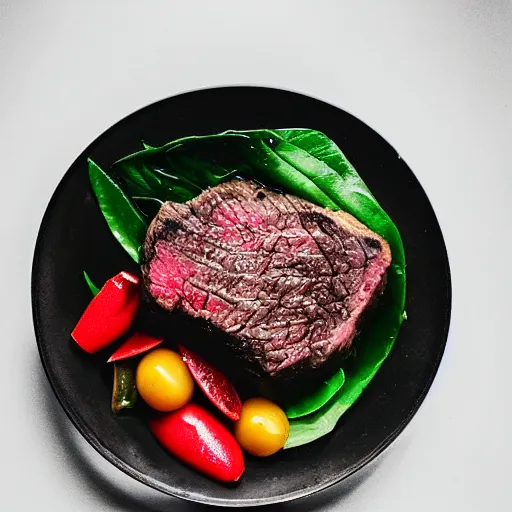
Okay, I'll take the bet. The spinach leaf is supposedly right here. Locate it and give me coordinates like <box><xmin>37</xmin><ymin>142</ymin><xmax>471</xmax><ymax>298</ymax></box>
<box><xmin>113</xmin><ymin>150</ymin><xmax>201</xmax><ymax>204</ymax></box>
<box><xmin>112</xmin><ymin>132</ymin><xmax>251</xmax><ymax>203</ymax></box>
<box><xmin>243</xmin><ymin>133</ymin><xmax>338</xmax><ymax>209</ymax></box>
<box><xmin>88</xmin><ymin>159</ymin><xmax>147</xmax><ymax>263</ymax></box>
<box><xmin>285</xmin><ymin>368</ymin><xmax>345</xmax><ymax>419</ymax></box>
<box><xmin>83</xmin><ymin>271</ymin><xmax>100</xmax><ymax>296</ymax></box>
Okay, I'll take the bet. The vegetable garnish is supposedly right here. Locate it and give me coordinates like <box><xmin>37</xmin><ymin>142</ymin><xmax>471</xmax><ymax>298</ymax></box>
<box><xmin>150</xmin><ymin>403</ymin><xmax>245</xmax><ymax>483</ymax></box>
<box><xmin>111</xmin><ymin>363</ymin><xmax>137</xmax><ymax>413</ymax></box>
<box><xmin>285</xmin><ymin>368</ymin><xmax>345</xmax><ymax>419</ymax></box>
<box><xmin>179</xmin><ymin>345</ymin><xmax>242</xmax><ymax>421</ymax></box>
<box><xmin>136</xmin><ymin>349</ymin><xmax>194</xmax><ymax>412</ymax></box>
<box><xmin>235</xmin><ymin>398</ymin><xmax>289</xmax><ymax>457</ymax></box>
<box><xmin>71</xmin><ymin>271</ymin><xmax>140</xmax><ymax>353</ymax></box>
<box><xmin>88</xmin><ymin>128</ymin><xmax>406</xmax><ymax>448</ymax></box>
<box><xmin>88</xmin><ymin>159</ymin><xmax>147</xmax><ymax>263</ymax></box>
<box><xmin>108</xmin><ymin>332</ymin><xmax>163</xmax><ymax>363</ymax></box>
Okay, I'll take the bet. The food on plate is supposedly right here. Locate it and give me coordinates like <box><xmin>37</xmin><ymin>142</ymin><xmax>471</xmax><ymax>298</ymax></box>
<box><xmin>111</xmin><ymin>363</ymin><xmax>137</xmax><ymax>413</ymax></box>
<box><xmin>179</xmin><ymin>344</ymin><xmax>242</xmax><ymax>421</ymax></box>
<box><xmin>108</xmin><ymin>332</ymin><xmax>163</xmax><ymax>362</ymax></box>
<box><xmin>136</xmin><ymin>348</ymin><xmax>194</xmax><ymax>412</ymax></box>
<box><xmin>150</xmin><ymin>403</ymin><xmax>245</xmax><ymax>482</ymax></box>
<box><xmin>72</xmin><ymin>127</ymin><xmax>407</xmax><ymax>481</ymax></box>
<box><xmin>142</xmin><ymin>180</ymin><xmax>391</xmax><ymax>377</ymax></box>
<box><xmin>88</xmin><ymin>129</ymin><xmax>406</xmax><ymax>447</ymax></box>
<box><xmin>234</xmin><ymin>398</ymin><xmax>289</xmax><ymax>457</ymax></box>
<box><xmin>71</xmin><ymin>271</ymin><xmax>140</xmax><ymax>353</ymax></box>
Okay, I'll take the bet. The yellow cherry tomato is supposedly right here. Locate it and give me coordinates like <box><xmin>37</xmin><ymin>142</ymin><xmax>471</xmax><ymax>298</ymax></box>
<box><xmin>136</xmin><ymin>348</ymin><xmax>194</xmax><ymax>412</ymax></box>
<box><xmin>234</xmin><ymin>398</ymin><xmax>289</xmax><ymax>457</ymax></box>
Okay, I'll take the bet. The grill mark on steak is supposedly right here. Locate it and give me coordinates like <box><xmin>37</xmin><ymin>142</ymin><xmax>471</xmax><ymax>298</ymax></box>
<box><xmin>142</xmin><ymin>180</ymin><xmax>392</xmax><ymax>376</ymax></box>
<box><xmin>282</xmin><ymin>196</ymin><xmax>336</xmax><ymax>276</ymax></box>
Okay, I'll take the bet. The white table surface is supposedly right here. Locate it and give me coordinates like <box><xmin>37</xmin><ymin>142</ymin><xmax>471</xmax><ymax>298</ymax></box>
<box><xmin>1</xmin><ymin>0</ymin><xmax>510</xmax><ymax>510</ymax></box>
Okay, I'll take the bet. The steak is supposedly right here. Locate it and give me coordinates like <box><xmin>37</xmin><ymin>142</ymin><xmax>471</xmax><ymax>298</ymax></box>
<box><xmin>142</xmin><ymin>180</ymin><xmax>391</xmax><ymax>377</ymax></box>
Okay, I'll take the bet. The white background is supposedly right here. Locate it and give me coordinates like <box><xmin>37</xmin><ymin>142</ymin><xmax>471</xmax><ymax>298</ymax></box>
<box><xmin>1</xmin><ymin>0</ymin><xmax>510</xmax><ymax>510</ymax></box>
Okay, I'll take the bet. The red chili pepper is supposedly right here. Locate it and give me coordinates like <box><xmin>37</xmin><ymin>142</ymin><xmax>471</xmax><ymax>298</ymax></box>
<box><xmin>150</xmin><ymin>403</ymin><xmax>245</xmax><ymax>483</ymax></box>
<box><xmin>107</xmin><ymin>332</ymin><xmax>163</xmax><ymax>362</ymax></box>
<box><xmin>179</xmin><ymin>345</ymin><xmax>242</xmax><ymax>421</ymax></box>
<box><xmin>71</xmin><ymin>271</ymin><xmax>140</xmax><ymax>353</ymax></box>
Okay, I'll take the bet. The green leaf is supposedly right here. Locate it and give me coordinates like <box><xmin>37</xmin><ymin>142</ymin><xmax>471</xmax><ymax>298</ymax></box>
<box><xmin>88</xmin><ymin>159</ymin><xmax>147</xmax><ymax>263</ymax></box>
<box><xmin>243</xmin><ymin>133</ymin><xmax>338</xmax><ymax>209</ymax></box>
<box><xmin>285</xmin><ymin>368</ymin><xmax>345</xmax><ymax>419</ymax></box>
<box><xmin>113</xmin><ymin>149</ymin><xmax>206</xmax><ymax>204</ymax></box>
<box><xmin>111</xmin><ymin>363</ymin><xmax>137</xmax><ymax>413</ymax></box>
<box><xmin>83</xmin><ymin>271</ymin><xmax>100</xmax><ymax>296</ymax></box>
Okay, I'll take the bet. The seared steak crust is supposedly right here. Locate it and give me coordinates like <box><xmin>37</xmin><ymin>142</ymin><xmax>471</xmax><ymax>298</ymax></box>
<box><xmin>142</xmin><ymin>180</ymin><xmax>391</xmax><ymax>376</ymax></box>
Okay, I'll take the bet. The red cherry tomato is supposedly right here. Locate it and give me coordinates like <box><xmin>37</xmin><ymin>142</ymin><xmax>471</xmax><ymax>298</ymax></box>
<box><xmin>150</xmin><ymin>403</ymin><xmax>245</xmax><ymax>483</ymax></box>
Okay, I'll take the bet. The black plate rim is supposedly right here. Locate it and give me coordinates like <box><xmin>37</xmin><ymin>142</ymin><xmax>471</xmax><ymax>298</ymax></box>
<box><xmin>32</xmin><ymin>85</ymin><xmax>452</xmax><ymax>507</ymax></box>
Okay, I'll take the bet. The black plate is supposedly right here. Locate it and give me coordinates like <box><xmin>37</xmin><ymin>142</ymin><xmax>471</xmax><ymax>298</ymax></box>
<box><xmin>32</xmin><ymin>86</ymin><xmax>451</xmax><ymax>507</ymax></box>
